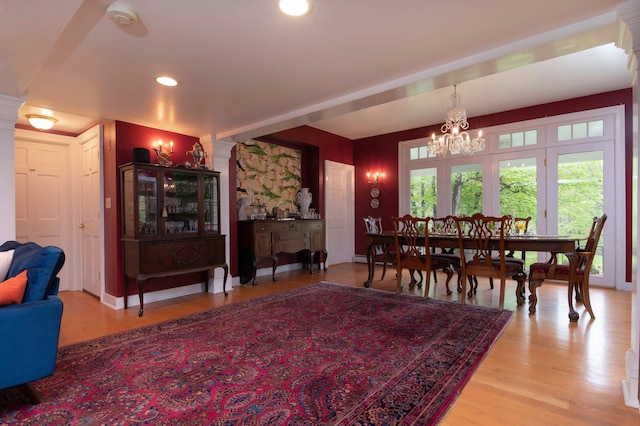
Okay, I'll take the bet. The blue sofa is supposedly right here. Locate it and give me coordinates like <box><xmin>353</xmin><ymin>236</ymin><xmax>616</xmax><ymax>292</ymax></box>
<box><xmin>0</xmin><ymin>241</ymin><xmax>65</xmax><ymax>403</ymax></box>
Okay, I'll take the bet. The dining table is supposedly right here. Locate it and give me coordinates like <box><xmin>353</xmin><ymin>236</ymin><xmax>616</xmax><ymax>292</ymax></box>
<box><xmin>364</xmin><ymin>231</ymin><xmax>583</xmax><ymax>321</ymax></box>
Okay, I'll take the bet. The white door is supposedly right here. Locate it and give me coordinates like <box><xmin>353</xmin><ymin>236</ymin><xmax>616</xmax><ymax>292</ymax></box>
<box><xmin>14</xmin><ymin>140</ymin><xmax>71</xmax><ymax>291</ymax></box>
<box><xmin>546</xmin><ymin>142</ymin><xmax>615</xmax><ymax>288</ymax></box>
<box><xmin>78</xmin><ymin>126</ymin><xmax>103</xmax><ymax>297</ymax></box>
<box><xmin>324</xmin><ymin>160</ymin><xmax>354</xmax><ymax>265</ymax></box>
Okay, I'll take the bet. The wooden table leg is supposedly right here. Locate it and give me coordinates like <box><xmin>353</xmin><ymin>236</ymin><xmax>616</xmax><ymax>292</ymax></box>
<box><xmin>364</xmin><ymin>241</ymin><xmax>375</xmax><ymax>288</ymax></box>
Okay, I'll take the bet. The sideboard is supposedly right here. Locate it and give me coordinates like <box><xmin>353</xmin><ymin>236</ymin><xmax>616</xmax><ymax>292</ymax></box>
<box><xmin>238</xmin><ymin>219</ymin><xmax>327</xmax><ymax>285</ymax></box>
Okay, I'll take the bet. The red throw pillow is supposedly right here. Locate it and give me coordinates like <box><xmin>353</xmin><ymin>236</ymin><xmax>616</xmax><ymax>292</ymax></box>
<box><xmin>0</xmin><ymin>270</ymin><xmax>28</xmax><ymax>305</ymax></box>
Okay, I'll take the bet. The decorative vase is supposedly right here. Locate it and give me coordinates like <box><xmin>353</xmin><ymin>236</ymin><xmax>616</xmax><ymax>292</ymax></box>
<box><xmin>297</xmin><ymin>188</ymin><xmax>312</xmax><ymax>214</ymax></box>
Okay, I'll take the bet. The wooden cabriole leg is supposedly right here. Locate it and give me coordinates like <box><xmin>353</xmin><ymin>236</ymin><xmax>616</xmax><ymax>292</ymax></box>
<box><xmin>136</xmin><ymin>277</ymin><xmax>145</xmax><ymax>317</ymax></box>
<box><xmin>528</xmin><ymin>277</ymin><xmax>543</xmax><ymax>314</ymax></box>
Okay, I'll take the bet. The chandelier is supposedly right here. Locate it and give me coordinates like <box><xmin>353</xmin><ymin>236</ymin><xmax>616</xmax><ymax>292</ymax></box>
<box><xmin>428</xmin><ymin>85</ymin><xmax>485</xmax><ymax>156</ymax></box>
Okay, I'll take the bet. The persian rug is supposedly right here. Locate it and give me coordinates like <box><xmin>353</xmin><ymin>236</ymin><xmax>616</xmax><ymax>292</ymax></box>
<box><xmin>0</xmin><ymin>282</ymin><xmax>512</xmax><ymax>425</ymax></box>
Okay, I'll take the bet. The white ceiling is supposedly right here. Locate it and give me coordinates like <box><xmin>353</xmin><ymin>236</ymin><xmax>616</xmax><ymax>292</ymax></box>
<box><xmin>1</xmin><ymin>0</ymin><xmax>635</xmax><ymax>141</ymax></box>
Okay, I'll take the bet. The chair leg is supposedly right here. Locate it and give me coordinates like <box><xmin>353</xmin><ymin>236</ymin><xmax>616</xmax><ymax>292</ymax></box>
<box><xmin>423</xmin><ymin>269</ymin><xmax>431</xmax><ymax>300</ymax></box>
<box><xmin>395</xmin><ymin>267</ymin><xmax>403</xmax><ymax>294</ymax></box>
<box><xmin>513</xmin><ymin>272</ymin><xmax>527</xmax><ymax>306</ymax></box>
<box><xmin>467</xmin><ymin>276</ymin><xmax>475</xmax><ymax>298</ymax></box>
<box><xmin>528</xmin><ymin>277</ymin><xmax>544</xmax><ymax>314</ymax></box>
<box><xmin>579</xmin><ymin>279</ymin><xmax>595</xmax><ymax>319</ymax></box>
<box><xmin>380</xmin><ymin>262</ymin><xmax>387</xmax><ymax>281</ymax></box>
<box><xmin>498</xmin><ymin>277</ymin><xmax>506</xmax><ymax>311</ymax></box>
<box><xmin>574</xmin><ymin>280</ymin><xmax>582</xmax><ymax>303</ymax></box>
<box><xmin>460</xmin><ymin>273</ymin><xmax>467</xmax><ymax>305</ymax></box>
<box><xmin>442</xmin><ymin>266</ymin><xmax>454</xmax><ymax>295</ymax></box>
<box><xmin>18</xmin><ymin>383</ymin><xmax>42</xmax><ymax>404</ymax></box>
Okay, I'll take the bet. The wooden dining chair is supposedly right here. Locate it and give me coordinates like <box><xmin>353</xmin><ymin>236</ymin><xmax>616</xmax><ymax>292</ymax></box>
<box><xmin>363</xmin><ymin>216</ymin><xmax>394</xmax><ymax>281</ymax></box>
<box><xmin>482</xmin><ymin>216</ymin><xmax>532</xmax><ymax>302</ymax></box>
<box><xmin>430</xmin><ymin>215</ymin><xmax>461</xmax><ymax>295</ymax></box>
<box><xmin>392</xmin><ymin>215</ymin><xmax>452</xmax><ymax>299</ymax></box>
<box><xmin>528</xmin><ymin>214</ymin><xmax>607</xmax><ymax>319</ymax></box>
<box><xmin>454</xmin><ymin>213</ymin><xmax>526</xmax><ymax>310</ymax></box>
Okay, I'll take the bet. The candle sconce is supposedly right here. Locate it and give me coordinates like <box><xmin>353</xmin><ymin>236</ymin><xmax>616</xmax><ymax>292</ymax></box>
<box><xmin>367</xmin><ymin>171</ymin><xmax>384</xmax><ymax>186</ymax></box>
<box><xmin>153</xmin><ymin>139</ymin><xmax>174</xmax><ymax>166</ymax></box>
<box><xmin>367</xmin><ymin>171</ymin><xmax>384</xmax><ymax>209</ymax></box>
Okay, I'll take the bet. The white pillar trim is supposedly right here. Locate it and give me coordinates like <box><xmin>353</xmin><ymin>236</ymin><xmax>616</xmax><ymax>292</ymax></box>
<box><xmin>200</xmin><ymin>134</ymin><xmax>235</xmax><ymax>293</ymax></box>
<box><xmin>0</xmin><ymin>95</ymin><xmax>23</xmax><ymax>242</ymax></box>
<box><xmin>618</xmin><ymin>0</ymin><xmax>640</xmax><ymax>411</ymax></box>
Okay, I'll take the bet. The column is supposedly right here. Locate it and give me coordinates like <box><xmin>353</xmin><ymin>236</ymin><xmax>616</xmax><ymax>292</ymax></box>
<box><xmin>200</xmin><ymin>134</ymin><xmax>235</xmax><ymax>293</ymax></box>
<box><xmin>0</xmin><ymin>95</ymin><xmax>23</xmax><ymax>242</ymax></box>
<box><xmin>618</xmin><ymin>0</ymin><xmax>640</xmax><ymax>411</ymax></box>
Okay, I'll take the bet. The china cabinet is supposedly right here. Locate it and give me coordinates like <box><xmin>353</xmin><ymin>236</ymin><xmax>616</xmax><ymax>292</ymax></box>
<box><xmin>120</xmin><ymin>162</ymin><xmax>228</xmax><ymax>316</ymax></box>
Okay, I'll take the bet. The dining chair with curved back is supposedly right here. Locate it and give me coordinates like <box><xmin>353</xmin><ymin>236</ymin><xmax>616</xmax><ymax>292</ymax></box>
<box><xmin>363</xmin><ymin>216</ymin><xmax>394</xmax><ymax>281</ymax></box>
<box><xmin>454</xmin><ymin>213</ymin><xmax>526</xmax><ymax>310</ymax></box>
<box><xmin>528</xmin><ymin>214</ymin><xmax>607</xmax><ymax>319</ymax></box>
<box><xmin>391</xmin><ymin>215</ymin><xmax>452</xmax><ymax>299</ymax></box>
<box><xmin>479</xmin><ymin>216</ymin><xmax>532</xmax><ymax>302</ymax></box>
<box><xmin>430</xmin><ymin>215</ymin><xmax>461</xmax><ymax>295</ymax></box>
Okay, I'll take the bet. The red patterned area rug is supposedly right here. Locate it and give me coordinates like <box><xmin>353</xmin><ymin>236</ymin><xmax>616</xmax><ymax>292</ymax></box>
<box><xmin>0</xmin><ymin>282</ymin><xmax>512</xmax><ymax>425</ymax></box>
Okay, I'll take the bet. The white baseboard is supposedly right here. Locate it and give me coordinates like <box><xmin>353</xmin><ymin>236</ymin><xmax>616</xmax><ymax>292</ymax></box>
<box><xmin>110</xmin><ymin>274</ymin><xmax>233</xmax><ymax>310</ymax></box>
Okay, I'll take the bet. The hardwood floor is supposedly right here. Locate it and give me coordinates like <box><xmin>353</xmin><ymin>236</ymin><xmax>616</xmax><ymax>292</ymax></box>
<box><xmin>58</xmin><ymin>263</ymin><xmax>639</xmax><ymax>425</ymax></box>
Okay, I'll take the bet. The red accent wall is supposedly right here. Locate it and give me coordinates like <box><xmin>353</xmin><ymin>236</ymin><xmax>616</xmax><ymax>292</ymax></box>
<box><xmin>104</xmin><ymin>88</ymin><xmax>633</xmax><ymax>298</ymax></box>
<box><xmin>352</xmin><ymin>89</ymin><xmax>633</xmax><ymax>280</ymax></box>
<box><xmin>103</xmin><ymin>121</ymin><xmax>203</xmax><ymax>298</ymax></box>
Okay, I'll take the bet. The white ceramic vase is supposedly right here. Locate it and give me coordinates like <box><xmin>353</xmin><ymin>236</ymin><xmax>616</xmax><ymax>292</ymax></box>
<box><xmin>297</xmin><ymin>188</ymin><xmax>312</xmax><ymax>213</ymax></box>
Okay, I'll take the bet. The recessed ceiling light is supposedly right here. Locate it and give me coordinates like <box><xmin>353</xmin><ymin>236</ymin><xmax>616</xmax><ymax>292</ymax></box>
<box><xmin>279</xmin><ymin>0</ymin><xmax>312</xmax><ymax>17</ymax></box>
<box><xmin>156</xmin><ymin>76</ymin><xmax>178</xmax><ymax>87</ymax></box>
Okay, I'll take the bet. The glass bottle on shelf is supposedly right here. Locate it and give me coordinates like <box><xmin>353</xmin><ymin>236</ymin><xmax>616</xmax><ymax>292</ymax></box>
<box><xmin>124</xmin><ymin>168</ymin><xmax>157</xmax><ymax>236</ymax></box>
<box><xmin>163</xmin><ymin>170</ymin><xmax>199</xmax><ymax>235</ymax></box>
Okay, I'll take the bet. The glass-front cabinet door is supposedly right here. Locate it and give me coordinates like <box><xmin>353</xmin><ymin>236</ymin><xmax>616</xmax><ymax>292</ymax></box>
<box><xmin>162</xmin><ymin>170</ymin><xmax>199</xmax><ymax>235</ymax></box>
<box><xmin>120</xmin><ymin>163</ymin><xmax>222</xmax><ymax>240</ymax></box>
<box><xmin>203</xmin><ymin>173</ymin><xmax>219</xmax><ymax>233</ymax></box>
<box><xmin>122</xmin><ymin>166</ymin><xmax>158</xmax><ymax>238</ymax></box>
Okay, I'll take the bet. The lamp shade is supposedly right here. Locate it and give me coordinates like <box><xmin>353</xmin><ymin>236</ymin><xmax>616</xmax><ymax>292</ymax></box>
<box><xmin>26</xmin><ymin>114</ymin><xmax>57</xmax><ymax>130</ymax></box>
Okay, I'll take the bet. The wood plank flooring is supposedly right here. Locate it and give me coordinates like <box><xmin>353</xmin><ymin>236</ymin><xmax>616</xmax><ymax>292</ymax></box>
<box><xmin>58</xmin><ymin>263</ymin><xmax>639</xmax><ymax>425</ymax></box>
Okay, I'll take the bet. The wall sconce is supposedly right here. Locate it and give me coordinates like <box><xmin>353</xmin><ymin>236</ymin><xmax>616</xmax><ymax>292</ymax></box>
<box><xmin>367</xmin><ymin>172</ymin><xmax>384</xmax><ymax>186</ymax></box>
<box><xmin>152</xmin><ymin>139</ymin><xmax>174</xmax><ymax>166</ymax></box>
<box><xmin>26</xmin><ymin>114</ymin><xmax>57</xmax><ymax>131</ymax></box>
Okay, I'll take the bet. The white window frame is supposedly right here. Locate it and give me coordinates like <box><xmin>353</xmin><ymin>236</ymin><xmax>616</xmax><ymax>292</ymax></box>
<box><xmin>399</xmin><ymin>105</ymin><xmax>626</xmax><ymax>290</ymax></box>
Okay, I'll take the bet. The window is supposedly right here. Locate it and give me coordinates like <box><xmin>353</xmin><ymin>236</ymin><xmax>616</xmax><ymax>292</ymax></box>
<box><xmin>399</xmin><ymin>106</ymin><xmax>622</xmax><ymax>289</ymax></box>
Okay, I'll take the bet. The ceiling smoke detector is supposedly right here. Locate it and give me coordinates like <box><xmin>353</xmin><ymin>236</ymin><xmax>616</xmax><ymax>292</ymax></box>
<box><xmin>106</xmin><ymin>2</ymin><xmax>139</xmax><ymax>27</ymax></box>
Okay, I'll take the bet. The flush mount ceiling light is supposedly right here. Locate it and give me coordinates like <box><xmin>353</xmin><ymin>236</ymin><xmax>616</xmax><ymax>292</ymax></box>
<box><xmin>106</xmin><ymin>2</ymin><xmax>139</xmax><ymax>27</ymax></box>
<box><xmin>279</xmin><ymin>0</ymin><xmax>312</xmax><ymax>17</ymax></box>
<box><xmin>156</xmin><ymin>76</ymin><xmax>178</xmax><ymax>87</ymax></box>
<box><xmin>26</xmin><ymin>114</ymin><xmax>57</xmax><ymax>131</ymax></box>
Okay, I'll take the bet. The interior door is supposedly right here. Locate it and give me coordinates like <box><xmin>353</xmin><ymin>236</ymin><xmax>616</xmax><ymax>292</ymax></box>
<box><xmin>14</xmin><ymin>140</ymin><xmax>71</xmax><ymax>291</ymax></box>
<box><xmin>324</xmin><ymin>160</ymin><xmax>354</xmax><ymax>265</ymax></box>
<box><xmin>79</xmin><ymin>126</ymin><xmax>103</xmax><ymax>297</ymax></box>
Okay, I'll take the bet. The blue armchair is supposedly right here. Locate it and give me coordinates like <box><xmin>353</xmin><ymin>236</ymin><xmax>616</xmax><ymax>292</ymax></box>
<box><xmin>0</xmin><ymin>241</ymin><xmax>65</xmax><ymax>404</ymax></box>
